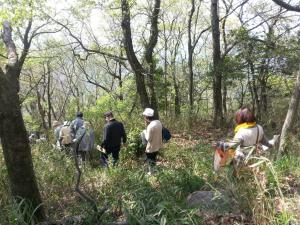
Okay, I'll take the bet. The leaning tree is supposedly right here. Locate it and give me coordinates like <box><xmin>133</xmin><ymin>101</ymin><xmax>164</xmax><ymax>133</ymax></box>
<box><xmin>0</xmin><ymin>20</ymin><xmax>47</xmax><ymax>222</ymax></box>
<box><xmin>270</xmin><ymin>0</ymin><xmax>300</xmax><ymax>157</ymax></box>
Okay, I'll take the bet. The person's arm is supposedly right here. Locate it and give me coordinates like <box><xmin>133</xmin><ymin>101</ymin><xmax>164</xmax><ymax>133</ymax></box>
<box><xmin>232</xmin><ymin>132</ymin><xmax>243</xmax><ymax>147</ymax></box>
<box><xmin>216</xmin><ymin>139</ymin><xmax>241</xmax><ymax>151</ymax></box>
<box><xmin>59</xmin><ymin>128</ymin><xmax>63</xmax><ymax>142</ymax></box>
<box><xmin>73</xmin><ymin>120</ymin><xmax>79</xmax><ymax>133</ymax></box>
<box><xmin>260</xmin><ymin>134</ymin><xmax>273</xmax><ymax>148</ymax></box>
<box><xmin>121</xmin><ymin>123</ymin><xmax>127</xmax><ymax>144</ymax></box>
<box><xmin>101</xmin><ymin>125</ymin><xmax>108</xmax><ymax>148</ymax></box>
<box><xmin>145</xmin><ymin>124</ymin><xmax>153</xmax><ymax>142</ymax></box>
<box><xmin>55</xmin><ymin>127</ymin><xmax>60</xmax><ymax>141</ymax></box>
<box><xmin>215</xmin><ymin>132</ymin><xmax>242</xmax><ymax>151</ymax></box>
<box><xmin>90</xmin><ymin>130</ymin><xmax>95</xmax><ymax>150</ymax></box>
<box><xmin>70</xmin><ymin>121</ymin><xmax>75</xmax><ymax>138</ymax></box>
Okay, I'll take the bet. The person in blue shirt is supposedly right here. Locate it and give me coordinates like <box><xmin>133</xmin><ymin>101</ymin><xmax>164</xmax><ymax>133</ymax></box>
<box><xmin>70</xmin><ymin>111</ymin><xmax>84</xmax><ymax>139</ymax></box>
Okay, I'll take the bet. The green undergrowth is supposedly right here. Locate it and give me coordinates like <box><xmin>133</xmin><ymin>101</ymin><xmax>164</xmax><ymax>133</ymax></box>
<box><xmin>0</xmin><ymin>139</ymin><xmax>211</xmax><ymax>224</ymax></box>
<box><xmin>0</xmin><ymin>135</ymin><xmax>300</xmax><ymax>225</ymax></box>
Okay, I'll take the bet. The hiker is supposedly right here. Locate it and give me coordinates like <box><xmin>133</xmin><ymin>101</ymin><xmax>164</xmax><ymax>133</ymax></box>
<box><xmin>52</xmin><ymin>120</ymin><xmax>63</xmax><ymax>148</ymax></box>
<box><xmin>214</xmin><ymin>106</ymin><xmax>279</xmax><ymax>171</ymax></box>
<box><xmin>227</xmin><ymin>107</ymin><xmax>276</xmax><ymax>148</ymax></box>
<box><xmin>70</xmin><ymin>111</ymin><xmax>84</xmax><ymax>139</ymax></box>
<box><xmin>73</xmin><ymin>121</ymin><xmax>95</xmax><ymax>162</ymax></box>
<box><xmin>100</xmin><ymin>111</ymin><xmax>127</xmax><ymax>167</ymax></box>
<box><xmin>59</xmin><ymin>121</ymin><xmax>72</xmax><ymax>151</ymax></box>
<box><xmin>29</xmin><ymin>133</ymin><xmax>37</xmax><ymax>144</ymax></box>
<box><xmin>142</xmin><ymin>108</ymin><xmax>163</xmax><ymax>175</ymax></box>
<box><xmin>28</xmin><ymin>131</ymin><xmax>40</xmax><ymax>144</ymax></box>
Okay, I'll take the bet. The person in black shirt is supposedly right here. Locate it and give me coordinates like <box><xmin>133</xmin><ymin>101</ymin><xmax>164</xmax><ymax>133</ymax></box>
<box><xmin>100</xmin><ymin>111</ymin><xmax>127</xmax><ymax>166</ymax></box>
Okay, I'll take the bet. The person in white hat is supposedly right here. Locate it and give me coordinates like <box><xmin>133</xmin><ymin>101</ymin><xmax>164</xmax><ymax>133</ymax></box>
<box><xmin>142</xmin><ymin>108</ymin><xmax>163</xmax><ymax>175</ymax></box>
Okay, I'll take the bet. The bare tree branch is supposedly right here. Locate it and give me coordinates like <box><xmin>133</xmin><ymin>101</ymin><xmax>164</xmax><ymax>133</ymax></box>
<box><xmin>271</xmin><ymin>0</ymin><xmax>300</xmax><ymax>12</ymax></box>
<box><xmin>222</xmin><ymin>8</ymin><xmax>289</xmax><ymax>58</ymax></box>
<box><xmin>0</xmin><ymin>53</ymin><xmax>8</xmax><ymax>59</ymax></box>
<box><xmin>49</xmin><ymin>17</ymin><xmax>127</xmax><ymax>62</ymax></box>
<box><xmin>19</xmin><ymin>20</ymin><xmax>33</xmax><ymax>71</ymax></box>
<box><xmin>18</xmin><ymin>18</ymin><xmax>62</xmax><ymax>73</ymax></box>
<box><xmin>193</xmin><ymin>0</ymin><xmax>250</xmax><ymax>51</ymax></box>
<box><xmin>19</xmin><ymin>72</ymin><xmax>44</xmax><ymax>104</ymax></box>
<box><xmin>74</xmin><ymin>55</ymin><xmax>111</xmax><ymax>93</ymax></box>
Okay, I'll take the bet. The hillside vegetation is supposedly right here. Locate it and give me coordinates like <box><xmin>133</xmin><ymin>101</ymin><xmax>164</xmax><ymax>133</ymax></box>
<box><xmin>1</xmin><ymin>123</ymin><xmax>299</xmax><ymax>225</ymax></box>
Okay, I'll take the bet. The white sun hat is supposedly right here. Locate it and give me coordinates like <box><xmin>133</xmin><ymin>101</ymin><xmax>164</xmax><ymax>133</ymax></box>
<box><xmin>142</xmin><ymin>108</ymin><xmax>154</xmax><ymax>117</ymax></box>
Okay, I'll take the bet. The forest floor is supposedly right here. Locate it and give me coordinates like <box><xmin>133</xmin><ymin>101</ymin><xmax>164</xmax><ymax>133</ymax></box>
<box><xmin>0</xmin><ymin>127</ymin><xmax>300</xmax><ymax>225</ymax></box>
<box><xmin>169</xmin><ymin>128</ymin><xmax>300</xmax><ymax>225</ymax></box>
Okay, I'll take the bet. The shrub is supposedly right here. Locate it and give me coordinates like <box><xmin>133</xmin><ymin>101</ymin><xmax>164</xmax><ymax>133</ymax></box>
<box><xmin>122</xmin><ymin>127</ymin><xmax>145</xmax><ymax>160</ymax></box>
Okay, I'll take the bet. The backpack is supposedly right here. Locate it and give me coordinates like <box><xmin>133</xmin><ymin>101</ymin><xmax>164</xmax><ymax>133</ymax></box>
<box><xmin>162</xmin><ymin>127</ymin><xmax>171</xmax><ymax>142</ymax></box>
<box><xmin>75</xmin><ymin>126</ymin><xmax>86</xmax><ymax>142</ymax></box>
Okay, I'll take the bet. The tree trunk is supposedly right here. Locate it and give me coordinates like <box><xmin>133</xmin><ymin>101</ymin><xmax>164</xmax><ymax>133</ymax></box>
<box><xmin>247</xmin><ymin>63</ymin><xmax>255</xmax><ymax>112</ymax></box>
<box><xmin>164</xmin><ymin>38</ymin><xmax>168</xmax><ymax>115</ymax></box>
<box><xmin>249</xmin><ymin>60</ymin><xmax>261</xmax><ymax>118</ymax></box>
<box><xmin>171</xmin><ymin>29</ymin><xmax>181</xmax><ymax>116</ymax></box>
<box><xmin>260</xmin><ymin>77</ymin><xmax>268</xmax><ymax>113</ymax></box>
<box><xmin>75</xmin><ymin>87</ymin><xmax>80</xmax><ymax>112</ymax></box>
<box><xmin>118</xmin><ymin>51</ymin><xmax>124</xmax><ymax>101</ymax></box>
<box><xmin>253</xmin><ymin>79</ymin><xmax>261</xmax><ymax>119</ymax></box>
<box><xmin>0</xmin><ymin>80</ymin><xmax>45</xmax><ymax>221</ymax></box>
<box><xmin>148</xmin><ymin>73</ymin><xmax>159</xmax><ymax>118</ymax></box>
<box><xmin>171</xmin><ymin>57</ymin><xmax>180</xmax><ymax>116</ymax></box>
<box><xmin>222</xmin><ymin>81</ymin><xmax>227</xmax><ymax>116</ymax></box>
<box><xmin>278</xmin><ymin>70</ymin><xmax>300</xmax><ymax>157</ymax></box>
<box><xmin>46</xmin><ymin>61</ymin><xmax>52</xmax><ymax>129</ymax></box>
<box><xmin>51</xmin><ymin>105</ymin><xmax>57</xmax><ymax>121</ymax></box>
<box><xmin>121</xmin><ymin>0</ymin><xmax>161</xmax><ymax>118</ymax></box>
<box><xmin>121</xmin><ymin>0</ymin><xmax>151</xmax><ymax>110</ymax></box>
<box><xmin>238</xmin><ymin>80</ymin><xmax>246</xmax><ymax>108</ymax></box>
<box><xmin>36</xmin><ymin>89</ymin><xmax>48</xmax><ymax>130</ymax></box>
<box><xmin>0</xmin><ymin>21</ymin><xmax>45</xmax><ymax>222</ymax></box>
<box><xmin>143</xmin><ymin>0</ymin><xmax>161</xmax><ymax>119</ymax></box>
<box><xmin>188</xmin><ymin>0</ymin><xmax>195</xmax><ymax>113</ymax></box>
<box><xmin>135</xmin><ymin>71</ymin><xmax>150</xmax><ymax>110</ymax></box>
<box><xmin>211</xmin><ymin>0</ymin><xmax>223</xmax><ymax>127</ymax></box>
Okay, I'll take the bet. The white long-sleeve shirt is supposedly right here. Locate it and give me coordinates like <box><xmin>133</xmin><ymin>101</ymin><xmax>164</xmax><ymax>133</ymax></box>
<box><xmin>233</xmin><ymin>124</ymin><xmax>270</xmax><ymax>147</ymax></box>
<box><xmin>145</xmin><ymin>120</ymin><xmax>163</xmax><ymax>153</ymax></box>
